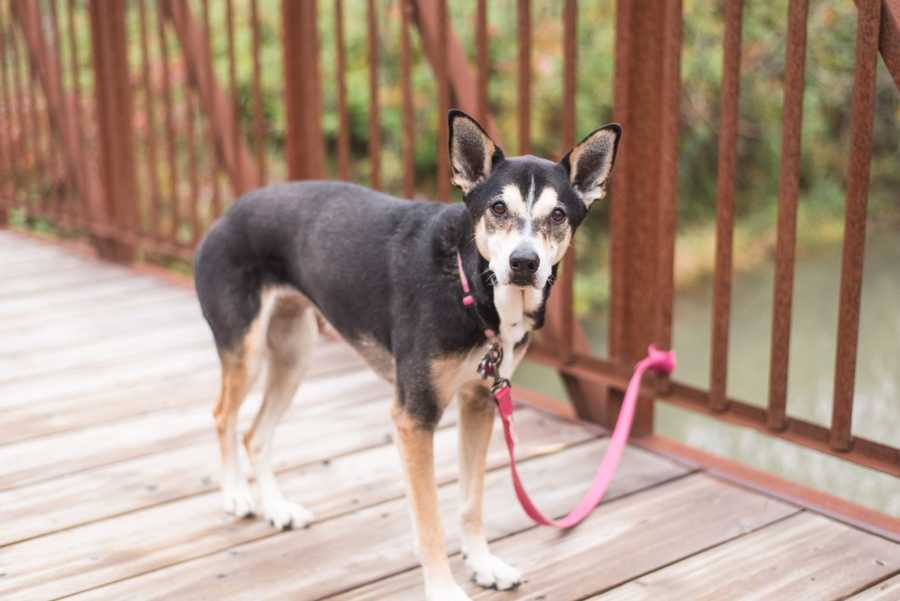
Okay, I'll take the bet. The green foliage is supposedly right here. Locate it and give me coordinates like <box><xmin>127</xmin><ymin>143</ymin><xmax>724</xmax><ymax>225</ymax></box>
<box><xmin>306</xmin><ymin>1</ymin><xmax>897</xmax><ymax>316</ymax></box>
<box><xmin>7</xmin><ymin>0</ymin><xmax>897</xmax><ymax>313</ymax></box>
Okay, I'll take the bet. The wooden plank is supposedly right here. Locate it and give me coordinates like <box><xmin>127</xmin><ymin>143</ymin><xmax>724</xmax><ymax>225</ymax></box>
<box><xmin>1</xmin><ymin>388</ymin><xmax>430</xmax><ymax>550</ymax></box>
<box><xmin>0</xmin><ymin>342</ymin><xmax>219</xmax><ymax>411</ymax></box>
<box><xmin>1</xmin><ymin>339</ymin><xmax>362</xmax><ymax>411</ymax></box>
<box><xmin>0</xmin><ymin>287</ymin><xmax>196</xmax><ymax>342</ymax></box>
<box><xmin>0</xmin><ymin>372</ymin><xmax>393</xmax><ymax>547</ymax></box>
<box><xmin>54</xmin><ymin>441</ymin><xmax>686</xmax><ymax>601</ymax></box>
<box><xmin>1</xmin><ymin>297</ymin><xmax>202</xmax><ymax>353</ymax></box>
<box><xmin>0</xmin><ymin>320</ymin><xmax>213</xmax><ymax>382</ymax></box>
<box><xmin>0</xmin><ymin>286</ymin><xmax>192</xmax><ymax>334</ymax></box>
<box><xmin>0</xmin><ymin>244</ymin><xmax>76</xmax><ymax>270</ymax></box>
<box><xmin>0</xmin><ymin>343</ymin><xmax>362</xmax><ymax>444</ymax></box>
<box><xmin>0</xmin><ymin>369</ymin><xmax>390</xmax><ymax>490</ymax></box>
<box><xmin>0</xmin><ymin>251</ymin><xmax>83</xmax><ymax>271</ymax></box>
<box><xmin>0</xmin><ymin>260</ymin><xmax>134</xmax><ymax>298</ymax></box>
<box><xmin>333</xmin><ymin>475</ymin><xmax>797</xmax><ymax>600</ymax></box>
<box><xmin>0</xmin><ymin>250</ymin><xmax>73</xmax><ymax>268</ymax></box>
<box><xmin>633</xmin><ymin>434</ymin><xmax>900</xmax><ymax>543</ymax></box>
<box><xmin>2</xmin><ymin>405</ymin><xmax>557</xmax><ymax>548</ymax></box>
<box><xmin>0</xmin><ymin>274</ymin><xmax>174</xmax><ymax>319</ymax></box>
<box><xmin>849</xmin><ymin>573</ymin><xmax>900</xmax><ymax>601</ymax></box>
<box><xmin>3</xmin><ymin>411</ymin><xmax>610</xmax><ymax>600</ymax></box>
<box><xmin>595</xmin><ymin>512</ymin><xmax>900</xmax><ymax>600</ymax></box>
<box><xmin>2</xmin><ymin>370</ymin><xmax>220</xmax><ymax>445</ymax></box>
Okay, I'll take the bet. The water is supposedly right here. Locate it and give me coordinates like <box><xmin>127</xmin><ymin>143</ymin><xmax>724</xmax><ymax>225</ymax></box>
<box><xmin>516</xmin><ymin>228</ymin><xmax>900</xmax><ymax>515</ymax></box>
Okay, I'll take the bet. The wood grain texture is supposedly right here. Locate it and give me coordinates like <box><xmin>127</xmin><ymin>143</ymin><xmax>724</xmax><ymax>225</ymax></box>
<box><xmin>6</xmin><ymin>413</ymin><xmax>621</xmax><ymax>601</ymax></box>
<box><xmin>0</xmin><ymin>369</ymin><xmax>390</xmax><ymax>491</ymax></box>
<box><xmin>0</xmin><ymin>286</ymin><xmax>192</xmax><ymax>334</ymax></box>
<box><xmin>0</xmin><ymin>264</ymin><xmax>126</xmax><ymax>296</ymax></box>
<box><xmin>0</xmin><ymin>273</ymin><xmax>173</xmax><ymax>319</ymax></box>
<box><xmin>0</xmin><ymin>403</ymin><xmax>548</xmax><ymax>548</ymax></box>
<box><xmin>3</xmin><ymin>221</ymin><xmax>898</xmax><ymax>601</ymax></box>
<box><xmin>595</xmin><ymin>512</ymin><xmax>899</xmax><ymax>601</ymax></box>
<box><xmin>60</xmin><ymin>443</ymin><xmax>686</xmax><ymax>601</ymax></box>
<box><xmin>334</xmin><ymin>475</ymin><xmax>798</xmax><ymax>600</ymax></box>
<box><xmin>849</xmin><ymin>573</ymin><xmax>900</xmax><ymax>601</ymax></box>
<box><xmin>0</xmin><ymin>343</ymin><xmax>362</xmax><ymax>444</ymax></box>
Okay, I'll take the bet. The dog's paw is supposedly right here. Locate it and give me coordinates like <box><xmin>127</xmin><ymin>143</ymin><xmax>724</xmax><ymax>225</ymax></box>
<box><xmin>466</xmin><ymin>552</ymin><xmax>523</xmax><ymax>591</ymax></box>
<box><xmin>261</xmin><ymin>499</ymin><xmax>314</xmax><ymax>530</ymax></box>
<box><xmin>222</xmin><ymin>484</ymin><xmax>256</xmax><ymax>518</ymax></box>
<box><xmin>426</xmin><ymin>583</ymin><xmax>472</xmax><ymax>601</ymax></box>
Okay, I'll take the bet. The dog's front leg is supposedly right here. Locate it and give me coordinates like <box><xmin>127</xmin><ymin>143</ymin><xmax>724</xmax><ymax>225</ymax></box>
<box><xmin>392</xmin><ymin>403</ymin><xmax>471</xmax><ymax>601</ymax></box>
<box><xmin>458</xmin><ymin>383</ymin><xmax>523</xmax><ymax>591</ymax></box>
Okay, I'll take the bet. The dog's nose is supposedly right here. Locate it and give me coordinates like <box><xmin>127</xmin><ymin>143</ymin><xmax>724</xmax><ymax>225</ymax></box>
<box><xmin>509</xmin><ymin>247</ymin><xmax>540</xmax><ymax>275</ymax></box>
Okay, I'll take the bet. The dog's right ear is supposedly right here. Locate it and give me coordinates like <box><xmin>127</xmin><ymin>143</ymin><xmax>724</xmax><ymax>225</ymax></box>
<box><xmin>448</xmin><ymin>109</ymin><xmax>504</xmax><ymax>195</ymax></box>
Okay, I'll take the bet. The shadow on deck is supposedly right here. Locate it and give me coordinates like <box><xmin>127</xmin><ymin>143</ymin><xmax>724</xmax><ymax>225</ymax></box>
<box><xmin>1</xmin><ymin>230</ymin><xmax>898</xmax><ymax>601</ymax></box>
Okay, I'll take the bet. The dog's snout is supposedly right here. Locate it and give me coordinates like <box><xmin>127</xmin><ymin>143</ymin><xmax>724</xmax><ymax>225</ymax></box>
<box><xmin>509</xmin><ymin>247</ymin><xmax>540</xmax><ymax>275</ymax></box>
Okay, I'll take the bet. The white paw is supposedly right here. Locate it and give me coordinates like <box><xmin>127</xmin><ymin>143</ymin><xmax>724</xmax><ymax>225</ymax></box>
<box><xmin>426</xmin><ymin>583</ymin><xmax>472</xmax><ymax>601</ymax></box>
<box><xmin>261</xmin><ymin>498</ymin><xmax>314</xmax><ymax>530</ymax></box>
<box><xmin>223</xmin><ymin>484</ymin><xmax>256</xmax><ymax>518</ymax></box>
<box><xmin>466</xmin><ymin>552</ymin><xmax>523</xmax><ymax>591</ymax></box>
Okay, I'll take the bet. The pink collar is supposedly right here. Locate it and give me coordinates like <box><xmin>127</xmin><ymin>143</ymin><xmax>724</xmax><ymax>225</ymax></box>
<box><xmin>456</xmin><ymin>251</ymin><xmax>496</xmax><ymax>338</ymax></box>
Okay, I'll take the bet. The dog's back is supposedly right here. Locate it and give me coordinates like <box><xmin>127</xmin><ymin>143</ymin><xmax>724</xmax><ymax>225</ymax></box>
<box><xmin>195</xmin><ymin>180</ymin><xmax>475</xmax><ymax>361</ymax></box>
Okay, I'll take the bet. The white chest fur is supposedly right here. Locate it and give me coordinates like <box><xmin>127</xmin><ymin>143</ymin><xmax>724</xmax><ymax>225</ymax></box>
<box><xmin>492</xmin><ymin>285</ymin><xmax>543</xmax><ymax>380</ymax></box>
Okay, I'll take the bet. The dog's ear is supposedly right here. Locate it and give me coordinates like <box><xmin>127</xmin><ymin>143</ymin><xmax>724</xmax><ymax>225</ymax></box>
<box><xmin>448</xmin><ymin>109</ymin><xmax>504</xmax><ymax>194</ymax></box>
<box><xmin>559</xmin><ymin>124</ymin><xmax>621</xmax><ymax>208</ymax></box>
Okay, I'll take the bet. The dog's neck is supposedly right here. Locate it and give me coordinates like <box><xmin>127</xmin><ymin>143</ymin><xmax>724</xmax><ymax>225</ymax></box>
<box><xmin>454</xmin><ymin>216</ymin><xmax>555</xmax><ymax>379</ymax></box>
<box><xmin>455</xmin><ymin>238</ymin><xmax>500</xmax><ymax>332</ymax></box>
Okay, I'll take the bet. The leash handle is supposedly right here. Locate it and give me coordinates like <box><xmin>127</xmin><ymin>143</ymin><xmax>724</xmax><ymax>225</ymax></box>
<box><xmin>495</xmin><ymin>344</ymin><xmax>675</xmax><ymax>529</ymax></box>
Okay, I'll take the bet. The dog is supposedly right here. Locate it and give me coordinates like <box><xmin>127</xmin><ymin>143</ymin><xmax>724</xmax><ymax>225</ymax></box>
<box><xmin>193</xmin><ymin>109</ymin><xmax>621</xmax><ymax>600</ymax></box>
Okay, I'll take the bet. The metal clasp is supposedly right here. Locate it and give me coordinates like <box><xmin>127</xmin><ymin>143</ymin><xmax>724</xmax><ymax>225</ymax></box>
<box><xmin>477</xmin><ymin>341</ymin><xmax>504</xmax><ymax>381</ymax></box>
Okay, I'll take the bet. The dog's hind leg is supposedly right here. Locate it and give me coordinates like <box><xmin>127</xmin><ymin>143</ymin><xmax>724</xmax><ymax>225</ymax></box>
<box><xmin>243</xmin><ymin>293</ymin><xmax>317</xmax><ymax>530</ymax></box>
<box><xmin>457</xmin><ymin>382</ymin><xmax>523</xmax><ymax>590</ymax></box>
<box><xmin>214</xmin><ymin>348</ymin><xmax>261</xmax><ymax>518</ymax></box>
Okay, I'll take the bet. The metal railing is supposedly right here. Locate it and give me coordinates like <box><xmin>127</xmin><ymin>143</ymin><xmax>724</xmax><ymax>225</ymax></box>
<box><xmin>0</xmin><ymin>0</ymin><xmax>897</xmax><ymax>477</ymax></box>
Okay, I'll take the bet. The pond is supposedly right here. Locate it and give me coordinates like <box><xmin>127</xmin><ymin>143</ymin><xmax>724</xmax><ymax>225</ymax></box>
<box><xmin>517</xmin><ymin>227</ymin><xmax>900</xmax><ymax>516</ymax></box>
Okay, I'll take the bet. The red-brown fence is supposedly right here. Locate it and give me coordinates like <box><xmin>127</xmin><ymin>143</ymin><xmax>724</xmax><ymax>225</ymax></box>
<box><xmin>1</xmin><ymin>0</ymin><xmax>897</xmax><ymax>478</ymax></box>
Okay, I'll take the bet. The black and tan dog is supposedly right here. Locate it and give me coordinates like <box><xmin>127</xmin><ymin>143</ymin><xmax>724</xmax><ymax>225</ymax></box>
<box><xmin>194</xmin><ymin>110</ymin><xmax>620</xmax><ymax>600</ymax></box>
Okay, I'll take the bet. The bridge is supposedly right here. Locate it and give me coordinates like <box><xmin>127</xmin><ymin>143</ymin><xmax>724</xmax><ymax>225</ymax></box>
<box><xmin>1</xmin><ymin>0</ymin><xmax>898</xmax><ymax>599</ymax></box>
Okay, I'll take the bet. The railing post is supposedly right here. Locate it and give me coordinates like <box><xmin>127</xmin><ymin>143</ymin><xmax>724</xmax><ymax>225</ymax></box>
<box><xmin>606</xmin><ymin>0</ymin><xmax>682</xmax><ymax>433</ymax></box>
<box><xmin>411</xmin><ymin>0</ymin><xmax>502</xmax><ymax>143</ymax></box>
<box><xmin>88</xmin><ymin>0</ymin><xmax>136</xmax><ymax>262</ymax></box>
<box><xmin>11</xmin><ymin>0</ymin><xmax>103</xmax><ymax>233</ymax></box>
<box><xmin>282</xmin><ymin>0</ymin><xmax>324</xmax><ymax>180</ymax></box>
<box><xmin>162</xmin><ymin>0</ymin><xmax>260</xmax><ymax>193</ymax></box>
<box><xmin>831</xmin><ymin>0</ymin><xmax>881</xmax><ymax>451</ymax></box>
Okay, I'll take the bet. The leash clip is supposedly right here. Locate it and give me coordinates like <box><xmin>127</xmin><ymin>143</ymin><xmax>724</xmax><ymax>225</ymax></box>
<box><xmin>491</xmin><ymin>379</ymin><xmax>517</xmax><ymax>443</ymax></box>
<box><xmin>477</xmin><ymin>341</ymin><xmax>503</xmax><ymax>380</ymax></box>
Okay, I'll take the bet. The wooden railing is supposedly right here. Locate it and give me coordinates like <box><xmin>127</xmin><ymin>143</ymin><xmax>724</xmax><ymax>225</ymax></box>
<box><xmin>0</xmin><ymin>0</ymin><xmax>897</xmax><ymax>477</ymax></box>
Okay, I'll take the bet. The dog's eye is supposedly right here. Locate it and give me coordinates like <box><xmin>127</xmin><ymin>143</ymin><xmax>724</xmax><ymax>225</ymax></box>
<box><xmin>551</xmin><ymin>208</ymin><xmax>567</xmax><ymax>224</ymax></box>
<box><xmin>491</xmin><ymin>201</ymin><xmax>507</xmax><ymax>216</ymax></box>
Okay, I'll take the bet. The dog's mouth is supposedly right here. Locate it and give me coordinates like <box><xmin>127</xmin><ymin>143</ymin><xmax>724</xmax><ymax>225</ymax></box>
<box><xmin>509</xmin><ymin>272</ymin><xmax>537</xmax><ymax>288</ymax></box>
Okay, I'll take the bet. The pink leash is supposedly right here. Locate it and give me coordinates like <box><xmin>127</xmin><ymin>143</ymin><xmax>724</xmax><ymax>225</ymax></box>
<box><xmin>494</xmin><ymin>346</ymin><xmax>674</xmax><ymax>528</ymax></box>
<box><xmin>457</xmin><ymin>252</ymin><xmax>676</xmax><ymax>528</ymax></box>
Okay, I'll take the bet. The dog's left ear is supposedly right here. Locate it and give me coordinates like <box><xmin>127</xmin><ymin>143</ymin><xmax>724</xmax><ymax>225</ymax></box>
<box><xmin>560</xmin><ymin>124</ymin><xmax>622</xmax><ymax>208</ymax></box>
<box><xmin>448</xmin><ymin>109</ymin><xmax>504</xmax><ymax>195</ymax></box>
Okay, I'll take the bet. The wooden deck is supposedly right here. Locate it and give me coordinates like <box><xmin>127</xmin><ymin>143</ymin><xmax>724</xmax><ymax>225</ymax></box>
<box><xmin>2</xmin><ymin>229</ymin><xmax>898</xmax><ymax>601</ymax></box>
